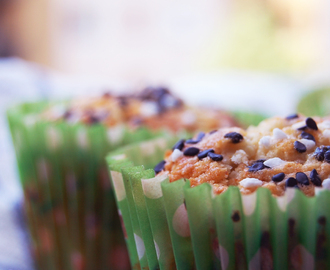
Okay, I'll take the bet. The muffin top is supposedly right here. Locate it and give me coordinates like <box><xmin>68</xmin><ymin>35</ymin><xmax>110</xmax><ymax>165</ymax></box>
<box><xmin>156</xmin><ymin>114</ymin><xmax>330</xmax><ymax>196</ymax></box>
<box><xmin>42</xmin><ymin>86</ymin><xmax>237</xmax><ymax>132</ymax></box>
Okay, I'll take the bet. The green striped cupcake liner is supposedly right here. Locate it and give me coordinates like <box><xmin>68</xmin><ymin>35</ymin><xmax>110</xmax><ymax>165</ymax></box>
<box><xmin>7</xmin><ymin>101</ymin><xmax>167</xmax><ymax>270</ymax></box>
<box><xmin>107</xmin><ymin>136</ymin><xmax>330</xmax><ymax>270</ymax></box>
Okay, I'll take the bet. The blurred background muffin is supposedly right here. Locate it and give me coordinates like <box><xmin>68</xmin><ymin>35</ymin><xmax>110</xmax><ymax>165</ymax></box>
<box><xmin>7</xmin><ymin>85</ymin><xmax>245</xmax><ymax>270</ymax></box>
<box><xmin>41</xmin><ymin>86</ymin><xmax>239</xmax><ymax>132</ymax></box>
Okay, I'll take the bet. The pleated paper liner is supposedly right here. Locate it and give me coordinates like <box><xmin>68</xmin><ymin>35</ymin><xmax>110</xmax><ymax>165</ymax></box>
<box><xmin>107</xmin><ymin>136</ymin><xmax>330</xmax><ymax>270</ymax></box>
<box><xmin>7</xmin><ymin>100</ymin><xmax>267</xmax><ymax>269</ymax></box>
<box><xmin>7</xmin><ymin>101</ymin><xmax>167</xmax><ymax>270</ymax></box>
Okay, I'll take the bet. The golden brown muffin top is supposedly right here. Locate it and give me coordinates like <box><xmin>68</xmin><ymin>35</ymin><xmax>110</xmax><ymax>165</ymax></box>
<box><xmin>156</xmin><ymin>114</ymin><xmax>330</xmax><ymax>196</ymax></box>
<box><xmin>42</xmin><ymin>87</ymin><xmax>237</xmax><ymax>133</ymax></box>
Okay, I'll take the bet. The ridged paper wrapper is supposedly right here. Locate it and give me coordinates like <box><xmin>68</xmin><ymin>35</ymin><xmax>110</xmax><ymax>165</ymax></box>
<box><xmin>7</xmin><ymin>101</ymin><xmax>168</xmax><ymax>270</ymax></box>
<box><xmin>107</xmin><ymin>136</ymin><xmax>330</xmax><ymax>270</ymax></box>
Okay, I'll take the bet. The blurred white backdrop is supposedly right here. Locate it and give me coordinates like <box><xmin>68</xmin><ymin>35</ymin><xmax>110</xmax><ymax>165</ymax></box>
<box><xmin>48</xmin><ymin>0</ymin><xmax>229</xmax><ymax>81</ymax></box>
<box><xmin>44</xmin><ymin>0</ymin><xmax>330</xmax><ymax>82</ymax></box>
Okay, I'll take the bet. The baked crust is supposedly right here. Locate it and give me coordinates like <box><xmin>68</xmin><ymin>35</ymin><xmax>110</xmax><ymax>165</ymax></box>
<box><xmin>158</xmin><ymin>115</ymin><xmax>330</xmax><ymax>196</ymax></box>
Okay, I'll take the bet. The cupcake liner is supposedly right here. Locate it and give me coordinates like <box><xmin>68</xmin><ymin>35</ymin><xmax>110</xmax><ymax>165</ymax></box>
<box><xmin>107</xmin><ymin>137</ymin><xmax>178</xmax><ymax>269</ymax></box>
<box><xmin>107</xmin><ymin>137</ymin><xmax>330</xmax><ymax>270</ymax></box>
<box><xmin>7</xmin><ymin>101</ymin><xmax>167</xmax><ymax>270</ymax></box>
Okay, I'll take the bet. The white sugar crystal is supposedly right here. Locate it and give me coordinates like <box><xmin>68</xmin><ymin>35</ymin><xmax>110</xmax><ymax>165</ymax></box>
<box><xmin>292</xmin><ymin>121</ymin><xmax>306</xmax><ymax>130</ymax></box>
<box><xmin>273</xmin><ymin>128</ymin><xmax>288</xmax><ymax>140</ymax></box>
<box><xmin>231</xmin><ymin>150</ymin><xmax>248</xmax><ymax>165</ymax></box>
<box><xmin>323</xmin><ymin>130</ymin><xmax>330</xmax><ymax>138</ymax></box>
<box><xmin>240</xmin><ymin>178</ymin><xmax>263</xmax><ymax>188</ymax></box>
<box><xmin>171</xmin><ymin>149</ymin><xmax>183</xmax><ymax>162</ymax></box>
<box><xmin>140</xmin><ymin>102</ymin><xmax>158</xmax><ymax>117</ymax></box>
<box><xmin>181</xmin><ymin>111</ymin><xmax>196</xmax><ymax>125</ymax></box>
<box><xmin>263</xmin><ymin>157</ymin><xmax>286</xmax><ymax>168</ymax></box>
<box><xmin>259</xmin><ymin>136</ymin><xmax>272</xmax><ymax>148</ymax></box>
<box><xmin>322</xmin><ymin>178</ymin><xmax>330</xmax><ymax>190</ymax></box>
<box><xmin>319</xmin><ymin>120</ymin><xmax>330</xmax><ymax>129</ymax></box>
<box><xmin>299</xmin><ymin>139</ymin><xmax>315</xmax><ymax>151</ymax></box>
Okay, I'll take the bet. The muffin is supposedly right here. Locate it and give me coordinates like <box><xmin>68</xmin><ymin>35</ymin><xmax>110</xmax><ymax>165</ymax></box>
<box><xmin>107</xmin><ymin>114</ymin><xmax>330</xmax><ymax>270</ymax></box>
<box><xmin>42</xmin><ymin>87</ymin><xmax>237</xmax><ymax>132</ymax></box>
<box><xmin>7</xmin><ymin>86</ymin><xmax>240</xmax><ymax>270</ymax></box>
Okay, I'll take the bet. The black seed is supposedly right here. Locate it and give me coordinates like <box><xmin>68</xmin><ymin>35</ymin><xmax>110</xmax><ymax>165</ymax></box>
<box><xmin>310</xmin><ymin>169</ymin><xmax>322</xmax><ymax>186</ymax></box>
<box><xmin>208</xmin><ymin>152</ymin><xmax>223</xmax><ymax>161</ymax></box>
<box><xmin>186</xmin><ymin>132</ymin><xmax>206</xmax><ymax>144</ymax></box>
<box><xmin>224</xmin><ymin>132</ymin><xmax>244</xmax><ymax>143</ymax></box>
<box><xmin>209</xmin><ymin>130</ymin><xmax>217</xmax><ymax>134</ymax></box>
<box><xmin>185</xmin><ymin>139</ymin><xmax>200</xmax><ymax>144</ymax></box>
<box><xmin>294</xmin><ymin>141</ymin><xmax>307</xmax><ymax>153</ymax></box>
<box><xmin>183</xmin><ymin>147</ymin><xmax>200</xmax><ymax>156</ymax></box>
<box><xmin>306</xmin><ymin>117</ymin><xmax>318</xmax><ymax>130</ymax></box>
<box><xmin>248</xmin><ymin>162</ymin><xmax>265</xmax><ymax>172</ymax></box>
<box><xmin>272</xmin><ymin>172</ymin><xmax>285</xmax><ymax>182</ymax></box>
<box><xmin>286</xmin><ymin>114</ymin><xmax>299</xmax><ymax>120</ymax></box>
<box><xmin>154</xmin><ymin>160</ymin><xmax>166</xmax><ymax>174</ymax></box>
<box><xmin>196</xmin><ymin>132</ymin><xmax>205</xmax><ymax>140</ymax></box>
<box><xmin>139</xmin><ymin>86</ymin><xmax>183</xmax><ymax>112</ymax></box>
<box><xmin>159</xmin><ymin>93</ymin><xmax>182</xmax><ymax>110</ymax></box>
<box><xmin>140</xmin><ymin>86</ymin><xmax>169</xmax><ymax>100</ymax></box>
<box><xmin>257</xmin><ymin>159</ymin><xmax>270</xmax><ymax>168</ymax></box>
<box><xmin>301</xmin><ymin>131</ymin><xmax>315</xmax><ymax>142</ymax></box>
<box><xmin>297</xmin><ymin>125</ymin><xmax>307</xmax><ymax>131</ymax></box>
<box><xmin>197</xmin><ymin>149</ymin><xmax>214</xmax><ymax>160</ymax></box>
<box><xmin>231</xmin><ymin>211</ymin><xmax>240</xmax><ymax>222</ymax></box>
<box><xmin>314</xmin><ymin>148</ymin><xmax>324</xmax><ymax>161</ymax></box>
<box><xmin>325</xmin><ymin>150</ymin><xmax>330</xmax><ymax>163</ymax></box>
<box><xmin>285</xmin><ymin>177</ymin><xmax>297</xmax><ymax>187</ymax></box>
<box><xmin>313</xmin><ymin>146</ymin><xmax>329</xmax><ymax>161</ymax></box>
<box><xmin>172</xmin><ymin>139</ymin><xmax>185</xmax><ymax>151</ymax></box>
<box><xmin>296</xmin><ymin>172</ymin><xmax>310</xmax><ymax>185</ymax></box>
